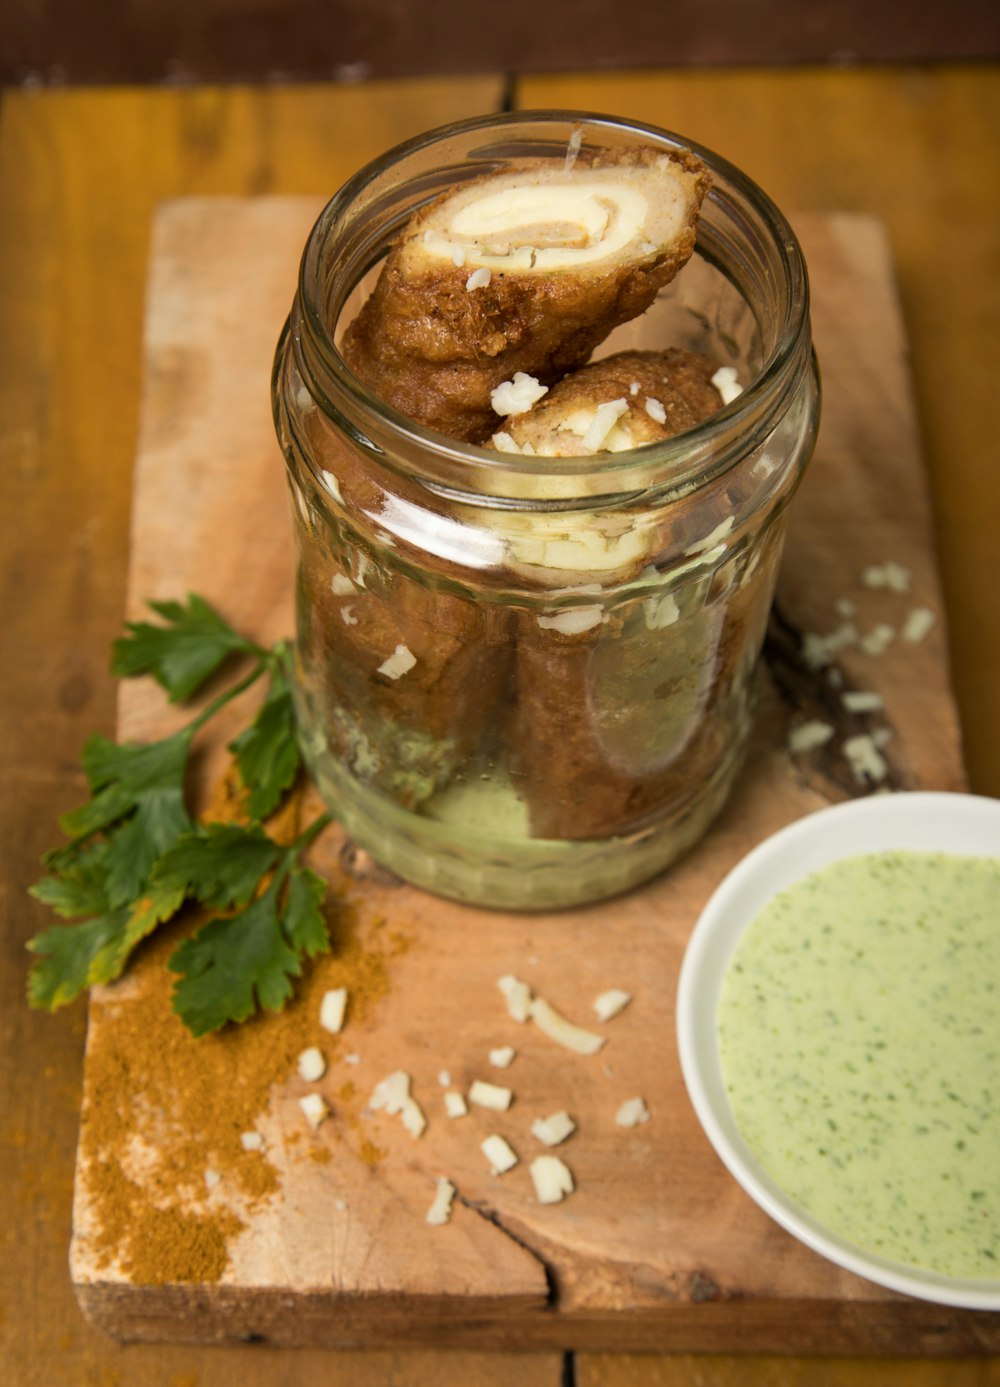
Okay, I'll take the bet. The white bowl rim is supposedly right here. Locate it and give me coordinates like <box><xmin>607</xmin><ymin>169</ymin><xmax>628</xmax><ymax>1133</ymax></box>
<box><xmin>676</xmin><ymin>790</ymin><xmax>1000</xmax><ymax>1310</ymax></box>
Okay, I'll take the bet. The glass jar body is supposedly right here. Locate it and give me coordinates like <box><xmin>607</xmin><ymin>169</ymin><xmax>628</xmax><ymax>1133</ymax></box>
<box><xmin>274</xmin><ymin>112</ymin><xmax>819</xmax><ymax>909</ymax></box>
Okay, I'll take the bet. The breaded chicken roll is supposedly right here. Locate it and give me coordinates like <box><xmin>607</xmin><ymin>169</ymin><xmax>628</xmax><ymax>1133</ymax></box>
<box><xmin>342</xmin><ymin>148</ymin><xmax>710</xmax><ymax>442</ymax></box>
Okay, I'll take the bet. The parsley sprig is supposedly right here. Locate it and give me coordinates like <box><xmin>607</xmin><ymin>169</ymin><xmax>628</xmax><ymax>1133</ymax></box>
<box><xmin>26</xmin><ymin>595</ymin><xmax>332</xmax><ymax>1034</ymax></box>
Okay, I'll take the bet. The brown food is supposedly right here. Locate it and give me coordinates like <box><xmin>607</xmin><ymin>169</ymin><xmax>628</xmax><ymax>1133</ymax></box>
<box><xmin>493</xmin><ymin>348</ymin><xmax>724</xmax><ymax>457</ymax></box>
<box><xmin>342</xmin><ymin>147</ymin><xmax>710</xmax><ymax>442</ymax></box>
<box><xmin>508</xmin><ymin>538</ymin><xmax>780</xmax><ymax>841</ymax></box>
<box><xmin>499</xmin><ymin>347</ymin><xmax>738</xmax><ymax>839</ymax></box>
<box><xmin>297</xmin><ymin>543</ymin><xmax>514</xmax><ymax>809</ymax></box>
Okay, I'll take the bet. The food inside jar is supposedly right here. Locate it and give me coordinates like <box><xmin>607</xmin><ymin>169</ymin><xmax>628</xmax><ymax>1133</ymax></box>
<box><xmin>294</xmin><ymin>134</ymin><xmax>779</xmax><ymax>878</ymax></box>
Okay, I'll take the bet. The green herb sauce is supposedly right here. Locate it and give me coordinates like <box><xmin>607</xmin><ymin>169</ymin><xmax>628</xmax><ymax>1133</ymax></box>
<box><xmin>718</xmin><ymin>850</ymin><xmax>1000</xmax><ymax>1279</ymax></box>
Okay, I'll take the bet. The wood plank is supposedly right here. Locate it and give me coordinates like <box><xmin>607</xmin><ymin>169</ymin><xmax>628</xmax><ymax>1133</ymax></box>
<box><xmin>65</xmin><ymin>195</ymin><xmax>993</xmax><ymax>1353</ymax></box>
<box><xmin>517</xmin><ymin>65</ymin><xmax>1000</xmax><ymax>802</ymax></box>
<box><xmin>4</xmin><ymin>0</ymin><xmax>999</xmax><ymax>84</ymax></box>
<box><xmin>1</xmin><ymin>78</ymin><xmax>567</xmax><ymax>1387</ymax></box>
<box><xmin>577</xmin><ymin>1358</ymin><xmax>1000</xmax><ymax>1387</ymax></box>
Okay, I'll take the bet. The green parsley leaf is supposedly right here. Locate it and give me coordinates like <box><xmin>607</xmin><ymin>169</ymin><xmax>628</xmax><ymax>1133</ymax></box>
<box><xmin>26</xmin><ymin>907</ymin><xmax>133</xmax><ymax>1010</ymax></box>
<box><xmin>30</xmin><ymin>841</ymin><xmax>109</xmax><ymax>919</ymax></box>
<box><xmin>26</xmin><ymin>835</ymin><xmax>170</xmax><ymax>1006</ymax></box>
<box><xmin>61</xmin><ymin>730</ymin><xmax>195</xmax><ymax>907</ymax></box>
<box><xmin>112</xmin><ymin>594</ymin><xmax>259</xmax><ymax>703</ymax></box>
<box><xmin>28</xmin><ymin>592</ymin><xmax>334</xmax><ymax>1033</ymax></box>
<box><xmin>168</xmin><ymin>864</ymin><xmax>330</xmax><ymax>1036</ymax></box>
<box><xmin>282</xmin><ymin>867</ymin><xmax>329</xmax><ymax>957</ymax></box>
<box><xmin>229</xmin><ymin>653</ymin><xmax>301</xmax><ymax>820</ymax></box>
<box><xmin>150</xmin><ymin>823</ymin><xmax>282</xmax><ymax>911</ymax></box>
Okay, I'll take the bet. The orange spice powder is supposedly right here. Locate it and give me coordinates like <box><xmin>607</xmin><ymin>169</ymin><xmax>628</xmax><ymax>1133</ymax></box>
<box><xmin>75</xmin><ymin>769</ymin><xmax>410</xmax><ymax>1285</ymax></box>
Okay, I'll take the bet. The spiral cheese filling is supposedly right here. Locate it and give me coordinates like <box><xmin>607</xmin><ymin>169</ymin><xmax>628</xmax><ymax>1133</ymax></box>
<box><xmin>415</xmin><ymin>170</ymin><xmax>688</xmax><ymax>273</ymax></box>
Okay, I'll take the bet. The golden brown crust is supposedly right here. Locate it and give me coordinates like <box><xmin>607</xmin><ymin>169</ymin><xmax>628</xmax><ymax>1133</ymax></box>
<box><xmin>496</xmin><ymin>348</ymin><xmax>723</xmax><ymax>456</ymax></box>
<box><xmin>297</xmin><ymin>544</ymin><xmax>514</xmax><ymax>808</ymax></box>
<box><xmin>506</xmin><ymin>546</ymin><xmax>777</xmax><ymax>841</ymax></box>
<box><xmin>341</xmin><ymin>149</ymin><xmax>710</xmax><ymax>442</ymax></box>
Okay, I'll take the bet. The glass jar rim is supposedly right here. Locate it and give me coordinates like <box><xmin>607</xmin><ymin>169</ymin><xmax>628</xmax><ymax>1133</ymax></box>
<box><xmin>292</xmin><ymin>108</ymin><xmax>813</xmax><ymax>504</ymax></box>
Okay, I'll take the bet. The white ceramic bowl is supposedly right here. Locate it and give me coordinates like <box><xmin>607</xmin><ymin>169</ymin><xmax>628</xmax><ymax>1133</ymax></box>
<box><xmin>676</xmin><ymin>790</ymin><xmax>1000</xmax><ymax>1309</ymax></box>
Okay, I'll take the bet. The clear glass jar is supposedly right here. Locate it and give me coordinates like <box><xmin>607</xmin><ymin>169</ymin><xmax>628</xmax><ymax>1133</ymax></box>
<box><xmin>273</xmin><ymin>111</ymin><xmax>819</xmax><ymax>909</ymax></box>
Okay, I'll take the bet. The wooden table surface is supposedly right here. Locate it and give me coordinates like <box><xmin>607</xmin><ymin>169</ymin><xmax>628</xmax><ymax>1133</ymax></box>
<box><xmin>1</xmin><ymin>66</ymin><xmax>998</xmax><ymax>1386</ymax></box>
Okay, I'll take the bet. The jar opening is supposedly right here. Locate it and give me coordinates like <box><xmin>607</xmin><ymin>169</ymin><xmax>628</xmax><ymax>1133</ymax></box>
<box><xmin>293</xmin><ymin>110</ymin><xmax>812</xmax><ymax>506</ymax></box>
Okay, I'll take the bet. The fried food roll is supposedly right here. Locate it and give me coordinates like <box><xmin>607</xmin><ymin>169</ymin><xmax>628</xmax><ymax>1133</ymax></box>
<box><xmin>494</xmin><ymin>349</ymin><xmax>748</xmax><ymax>840</ymax></box>
<box><xmin>282</xmin><ymin>368</ymin><xmax>520</xmax><ymax>813</ymax></box>
<box><xmin>296</xmin><ymin>540</ymin><xmax>515</xmax><ymax>810</ymax></box>
<box><xmin>342</xmin><ymin>148</ymin><xmax>710</xmax><ymax>442</ymax></box>
<box><xmin>484</xmin><ymin>349</ymin><xmax>728</xmax><ymax>588</ymax></box>
<box><xmin>490</xmin><ymin>347</ymin><xmax>724</xmax><ymax>460</ymax></box>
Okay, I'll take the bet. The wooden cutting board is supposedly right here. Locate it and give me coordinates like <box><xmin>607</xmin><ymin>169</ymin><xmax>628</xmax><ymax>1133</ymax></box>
<box><xmin>70</xmin><ymin>198</ymin><xmax>996</xmax><ymax>1353</ymax></box>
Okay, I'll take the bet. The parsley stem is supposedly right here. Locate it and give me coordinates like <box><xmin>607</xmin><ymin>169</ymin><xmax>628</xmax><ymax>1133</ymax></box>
<box><xmin>290</xmin><ymin>812</ymin><xmax>334</xmax><ymax>857</ymax></box>
<box><xmin>187</xmin><ymin>659</ymin><xmax>270</xmax><ymax>736</ymax></box>
<box><xmin>271</xmin><ymin>813</ymin><xmax>334</xmax><ymax>890</ymax></box>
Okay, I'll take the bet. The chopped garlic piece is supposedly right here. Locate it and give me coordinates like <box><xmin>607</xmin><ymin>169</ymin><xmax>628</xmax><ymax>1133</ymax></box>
<box><xmin>537</xmin><ymin>605</ymin><xmax>604</xmax><ymax>635</ymax></box>
<box><xmin>843</xmin><ymin>733</ymin><xmax>888</xmax><ymax>783</ymax></box>
<box><xmin>438</xmin><ymin>1069</ymin><xmax>452</xmax><ymax>1087</ymax></box>
<box><xmin>498</xmin><ymin>974</ymin><xmax>533</xmax><ymax>1023</ymax></box>
<box><xmin>401</xmin><ymin>1097</ymin><xmax>427</xmax><ymax>1138</ymax></box>
<box><xmin>841</xmin><ymin>690</ymin><xmax>885</xmax><ymax>714</ymax></box>
<box><xmin>426</xmin><ymin>1177</ymin><xmax>457</xmax><ymax>1226</ymax></box>
<box><xmin>616</xmin><ymin>1097</ymin><xmax>651</xmax><ymax>1127</ymax></box>
<box><xmin>787</xmin><ymin>720</ymin><xmax>835</xmax><ymax>754</ymax></box>
<box><xmin>860</xmin><ymin>623</ymin><xmax>895</xmax><ymax>656</ymax></box>
<box><xmin>644</xmin><ymin>397</ymin><xmax>666</xmax><ymax>424</ymax></box>
<box><xmin>481</xmin><ymin>1134</ymin><xmax>518</xmax><ymax>1175</ymax></box>
<box><xmin>370</xmin><ymin>1070</ymin><xmax>426</xmax><ymax>1138</ymax></box>
<box><xmin>862</xmin><ymin>561</ymin><xmax>911</xmax><ymax>593</ymax></box>
<box><xmin>834</xmin><ymin>596</ymin><xmax>857</xmax><ymax>619</ymax></box>
<box><xmin>593</xmin><ymin>988</ymin><xmax>632</xmax><ymax>1022</ymax></box>
<box><xmin>685</xmin><ymin>515</ymin><xmax>735</xmax><ymax>557</ymax></box>
<box><xmin>490</xmin><ymin>430</ymin><xmax>522</xmax><ymax>454</ymax></box>
<box><xmin>370</xmin><ymin>1070</ymin><xmax>411</xmax><ymax>1115</ymax></box>
<box><xmin>451</xmin><ymin>245</ymin><xmax>466</xmax><ymax>267</ymax></box>
<box><xmin>469</xmin><ymin>1079</ymin><xmax>513</xmax><ymax>1112</ymax></box>
<box><xmin>330</xmin><ymin>573</ymin><xmax>356</xmax><ymax>596</ymax></box>
<box><xmin>531</xmin><ymin>1111</ymin><xmax>576</xmax><ymax>1147</ymax></box>
<box><xmin>297</xmin><ymin>1046</ymin><xmax>326</xmax><ymax>1083</ymax></box>
<box><xmin>319</xmin><ymin>987</ymin><xmax>348</xmax><ymax>1035</ymax></box>
<box><xmin>444</xmin><ymin>1090</ymin><xmax>468</xmax><ymax>1118</ymax></box>
<box><xmin>240</xmin><ymin>1131</ymin><xmax>264</xmax><ymax>1152</ymax></box>
<box><xmin>489</xmin><ymin>1045</ymin><xmax>516</xmax><ymax>1069</ymax></box>
<box><xmin>802</xmin><ymin>621</ymin><xmax>859</xmax><ymax>669</ymax></box>
<box><xmin>643</xmin><ymin>592</ymin><xmax>680</xmax><ymax>630</ymax></box>
<box><xmin>530</xmin><ymin>997</ymin><xmax>606</xmax><ymax>1055</ymax></box>
<box><xmin>564</xmin><ymin>127</ymin><xmax>583</xmax><ymax>171</ymax></box>
<box><xmin>711</xmin><ymin>365</ymin><xmax>743</xmax><ymax>404</ymax></box>
<box><xmin>465</xmin><ymin>267</ymin><xmax>491</xmax><ymax>291</ymax></box>
<box><xmin>491</xmin><ymin>372</ymin><xmax>549</xmax><ymax>417</ymax></box>
<box><xmin>299</xmin><ymin>1093</ymin><xmax>329</xmax><ymax>1129</ymax></box>
<box><xmin>204</xmin><ymin>1167</ymin><xmax>221</xmax><ymax>1190</ymax></box>
<box><xmin>629</xmin><ymin>380</ymin><xmax>640</xmax><ymax>396</ymax></box>
<box><xmin>530</xmin><ymin>1154</ymin><xmax>574</xmax><ymax>1204</ymax></box>
<box><xmin>344</xmin><ymin>1052</ymin><xmax>360</xmax><ymax>1065</ymax></box>
<box><xmin>902</xmin><ymin>606</ymin><xmax>936</xmax><ymax>643</ymax></box>
<box><xmin>377</xmin><ymin>643</ymin><xmax>417</xmax><ymax>679</ymax></box>
<box><xmin>320</xmin><ymin>469</ymin><xmax>343</xmax><ymax>503</ymax></box>
<box><xmin>581</xmin><ymin>398</ymin><xmax>629</xmax><ymax>452</ymax></box>
<box><xmin>341</xmin><ymin>606</ymin><xmax>358</xmax><ymax>626</ymax></box>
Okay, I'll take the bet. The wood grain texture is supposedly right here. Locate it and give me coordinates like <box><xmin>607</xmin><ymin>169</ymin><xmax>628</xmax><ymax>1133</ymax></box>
<box><xmin>4</xmin><ymin>0</ymin><xmax>999</xmax><ymax>84</ymax></box>
<box><xmin>519</xmin><ymin>65</ymin><xmax>1000</xmax><ymax>801</ymax></box>
<box><xmin>0</xmin><ymin>75</ymin><xmax>568</xmax><ymax>1387</ymax></box>
<box><xmin>2</xmin><ymin>72</ymin><xmax>998</xmax><ymax>1387</ymax></box>
<box><xmin>65</xmin><ymin>197</ymin><xmax>989</xmax><ymax>1354</ymax></box>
